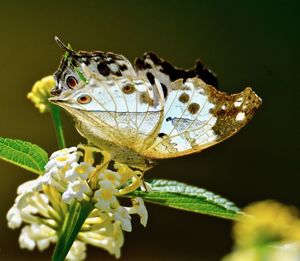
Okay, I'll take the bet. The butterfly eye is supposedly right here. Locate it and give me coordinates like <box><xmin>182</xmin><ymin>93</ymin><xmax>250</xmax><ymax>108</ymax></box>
<box><xmin>77</xmin><ymin>95</ymin><xmax>92</xmax><ymax>104</ymax></box>
<box><xmin>66</xmin><ymin>76</ymin><xmax>78</xmax><ymax>89</ymax></box>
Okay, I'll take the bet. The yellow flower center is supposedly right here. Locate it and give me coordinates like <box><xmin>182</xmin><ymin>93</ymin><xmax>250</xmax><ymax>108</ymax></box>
<box><xmin>57</xmin><ymin>156</ymin><xmax>68</xmax><ymax>162</ymax></box>
<box><xmin>101</xmin><ymin>189</ymin><xmax>114</xmax><ymax>200</ymax></box>
<box><xmin>76</xmin><ymin>165</ymin><xmax>88</xmax><ymax>175</ymax></box>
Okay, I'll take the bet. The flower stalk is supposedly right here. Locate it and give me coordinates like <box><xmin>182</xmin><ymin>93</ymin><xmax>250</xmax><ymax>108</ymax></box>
<box><xmin>52</xmin><ymin>201</ymin><xmax>94</xmax><ymax>261</ymax></box>
<box><xmin>50</xmin><ymin>104</ymin><xmax>66</xmax><ymax>149</ymax></box>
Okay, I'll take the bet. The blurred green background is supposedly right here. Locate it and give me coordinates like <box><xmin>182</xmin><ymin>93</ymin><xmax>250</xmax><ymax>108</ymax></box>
<box><xmin>0</xmin><ymin>0</ymin><xmax>299</xmax><ymax>260</ymax></box>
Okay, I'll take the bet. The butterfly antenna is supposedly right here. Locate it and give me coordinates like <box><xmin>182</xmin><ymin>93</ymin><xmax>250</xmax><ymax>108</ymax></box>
<box><xmin>54</xmin><ymin>36</ymin><xmax>76</xmax><ymax>56</ymax></box>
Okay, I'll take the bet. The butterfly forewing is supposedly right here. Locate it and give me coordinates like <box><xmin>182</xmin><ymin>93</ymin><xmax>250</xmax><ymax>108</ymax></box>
<box><xmin>135</xmin><ymin>52</ymin><xmax>218</xmax><ymax>95</ymax></box>
<box><xmin>143</xmin><ymin>78</ymin><xmax>261</xmax><ymax>159</ymax></box>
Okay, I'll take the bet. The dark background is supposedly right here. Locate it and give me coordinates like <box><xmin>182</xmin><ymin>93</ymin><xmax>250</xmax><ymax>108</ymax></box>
<box><xmin>0</xmin><ymin>1</ymin><xmax>299</xmax><ymax>260</ymax></box>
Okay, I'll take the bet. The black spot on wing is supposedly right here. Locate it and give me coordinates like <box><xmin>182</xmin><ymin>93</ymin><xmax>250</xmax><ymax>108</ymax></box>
<box><xmin>194</xmin><ymin>60</ymin><xmax>218</xmax><ymax>88</ymax></box>
<box><xmin>134</xmin><ymin>58</ymin><xmax>144</xmax><ymax>70</ymax></box>
<box><xmin>144</xmin><ymin>63</ymin><xmax>152</xmax><ymax>69</ymax></box>
<box><xmin>159</xmin><ymin>57</ymin><xmax>218</xmax><ymax>88</ymax></box>
<box><xmin>161</xmin><ymin>83</ymin><xmax>168</xmax><ymax>98</ymax></box>
<box><xmin>158</xmin><ymin>133</ymin><xmax>167</xmax><ymax>137</ymax></box>
<box><xmin>105</xmin><ymin>58</ymin><xmax>116</xmax><ymax>64</ymax></box>
<box><xmin>146</xmin><ymin>52</ymin><xmax>162</xmax><ymax>65</ymax></box>
<box><xmin>114</xmin><ymin>70</ymin><xmax>122</xmax><ymax>76</ymax></box>
<box><xmin>120</xmin><ymin>64</ymin><xmax>128</xmax><ymax>71</ymax></box>
<box><xmin>97</xmin><ymin>62</ymin><xmax>110</xmax><ymax>76</ymax></box>
<box><xmin>146</xmin><ymin>72</ymin><xmax>155</xmax><ymax>85</ymax></box>
<box><xmin>83</xmin><ymin>59</ymin><xmax>90</xmax><ymax>66</ymax></box>
<box><xmin>134</xmin><ymin>58</ymin><xmax>152</xmax><ymax>70</ymax></box>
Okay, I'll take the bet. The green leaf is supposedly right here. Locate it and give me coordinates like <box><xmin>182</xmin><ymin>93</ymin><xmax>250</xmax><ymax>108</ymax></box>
<box><xmin>0</xmin><ymin>137</ymin><xmax>48</xmax><ymax>175</ymax></box>
<box><xmin>52</xmin><ymin>201</ymin><xmax>94</xmax><ymax>261</ymax></box>
<box><xmin>129</xmin><ymin>179</ymin><xmax>242</xmax><ymax>220</ymax></box>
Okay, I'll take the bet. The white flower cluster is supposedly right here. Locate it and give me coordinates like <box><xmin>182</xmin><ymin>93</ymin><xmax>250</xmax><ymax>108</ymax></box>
<box><xmin>7</xmin><ymin>146</ymin><xmax>148</xmax><ymax>260</ymax></box>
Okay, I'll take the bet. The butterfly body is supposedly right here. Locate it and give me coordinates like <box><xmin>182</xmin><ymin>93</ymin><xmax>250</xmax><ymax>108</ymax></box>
<box><xmin>50</xmin><ymin>38</ymin><xmax>261</xmax><ymax>170</ymax></box>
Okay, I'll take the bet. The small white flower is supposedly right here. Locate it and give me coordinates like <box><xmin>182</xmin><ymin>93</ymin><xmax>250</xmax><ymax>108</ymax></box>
<box><xmin>66</xmin><ymin>241</ymin><xmax>87</xmax><ymax>261</ymax></box>
<box><xmin>44</xmin><ymin>158</ymin><xmax>56</xmax><ymax>171</ymax></box>
<box><xmin>78</xmin><ymin>222</ymin><xmax>124</xmax><ymax>259</ymax></box>
<box><xmin>50</xmin><ymin>147</ymin><xmax>78</xmax><ymax>160</ymax></box>
<box><xmin>127</xmin><ymin>197</ymin><xmax>148</xmax><ymax>227</ymax></box>
<box><xmin>14</xmin><ymin>193</ymin><xmax>40</xmax><ymax>223</ymax></box>
<box><xmin>114</xmin><ymin>206</ymin><xmax>132</xmax><ymax>232</ymax></box>
<box><xmin>38</xmin><ymin>170</ymin><xmax>66</xmax><ymax>193</ymax></box>
<box><xmin>19</xmin><ymin>226</ymin><xmax>35</xmax><ymax>250</ymax></box>
<box><xmin>17</xmin><ymin>179</ymin><xmax>40</xmax><ymax>194</ymax></box>
<box><xmin>65</xmin><ymin>162</ymin><xmax>95</xmax><ymax>181</ymax></box>
<box><xmin>62</xmin><ymin>180</ymin><xmax>92</xmax><ymax>204</ymax></box>
<box><xmin>99</xmin><ymin>169</ymin><xmax>121</xmax><ymax>187</ymax></box>
<box><xmin>45</xmin><ymin>151</ymin><xmax>79</xmax><ymax>170</ymax></box>
<box><xmin>94</xmin><ymin>180</ymin><xmax>119</xmax><ymax>212</ymax></box>
<box><xmin>19</xmin><ymin>224</ymin><xmax>56</xmax><ymax>251</ymax></box>
<box><xmin>7</xmin><ymin>205</ymin><xmax>22</xmax><ymax>229</ymax></box>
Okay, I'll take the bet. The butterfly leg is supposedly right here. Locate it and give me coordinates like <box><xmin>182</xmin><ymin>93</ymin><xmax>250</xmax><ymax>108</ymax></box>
<box><xmin>141</xmin><ymin>174</ymin><xmax>152</xmax><ymax>192</ymax></box>
<box><xmin>77</xmin><ymin>144</ymin><xmax>112</xmax><ymax>189</ymax></box>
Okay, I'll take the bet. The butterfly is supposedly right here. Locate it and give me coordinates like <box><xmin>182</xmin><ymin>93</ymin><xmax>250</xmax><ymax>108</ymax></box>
<box><xmin>50</xmin><ymin>37</ymin><xmax>262</xmax><ymax>170</ymax></box>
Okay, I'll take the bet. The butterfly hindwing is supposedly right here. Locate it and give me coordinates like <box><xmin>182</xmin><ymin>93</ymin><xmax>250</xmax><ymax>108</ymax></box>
<box><xmin>143</xmin><ymin>77</ymin><xmax>261</xmax><ymax>159</ymax></box>
<box><xmin>134</xmin><ymin>52</ymin><xmax>218</xmax><ymax>96</ymax></box>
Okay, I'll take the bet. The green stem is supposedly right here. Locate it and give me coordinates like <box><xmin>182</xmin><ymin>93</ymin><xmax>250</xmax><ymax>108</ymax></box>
<box><xmin>52</xmin><ymin>201</ymin><xmax>94</xmax><ymax>261</ymax></box>
<box><xmin>50</xmin><ymin>105</ymin><xmax>66</xmax><ymax>149</ymax></box>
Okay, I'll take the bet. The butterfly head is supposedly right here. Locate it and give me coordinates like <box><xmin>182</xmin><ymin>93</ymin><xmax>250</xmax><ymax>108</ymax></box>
<box><xmin>51</xmin><ymin>37</ymin><xmax>90</xmax><ymax>96</ymax></box>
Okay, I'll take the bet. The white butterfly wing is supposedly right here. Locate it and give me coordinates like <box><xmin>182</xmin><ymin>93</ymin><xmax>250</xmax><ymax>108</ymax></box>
<box><xmin>143</xmin><ymin>77</ymin><xmax>261</xmax><ymax>159</ymax></box>
<box><xmin>56</xmin><ymin>67</ymin><xmax>165</xmax><ymax>153</ymax></box>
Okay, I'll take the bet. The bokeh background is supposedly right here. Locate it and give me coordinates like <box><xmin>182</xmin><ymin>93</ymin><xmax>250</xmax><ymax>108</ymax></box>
<box><xmin>0</xmin><ymin>1</ymin><xmax>299</xmax><ymax>260</ymax></box>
